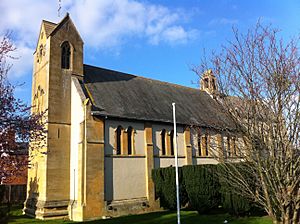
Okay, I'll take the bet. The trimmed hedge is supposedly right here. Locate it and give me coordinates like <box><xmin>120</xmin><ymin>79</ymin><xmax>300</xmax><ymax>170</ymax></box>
<box><xmin>221</xmin><ymin>188</ymin><xmax>252</xmax><ymax>215</ymax></box>
<box><xmin>183</xmin><ymin>165</ymin><xmax>220</xmax><ymax>213</ymax></box>
<box><xmin>152</xmin><ymin>166</ymin><xmax>188</xmax><ymax>209</ymax></box>
<box><xmin>152</xmin><ymin>163</ymin><xmax>261</xmax><ymax>216</ymax></box>
<box><xmin>219</xmin><ymin>163</ymin><xmax>257</xmax><ymax>216</ymax></box>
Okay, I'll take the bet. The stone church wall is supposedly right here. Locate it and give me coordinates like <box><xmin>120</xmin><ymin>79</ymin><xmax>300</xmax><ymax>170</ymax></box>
<box><xmin>152</xmin><ymin>124</ymin><xmax>185</xmax><ymax>157</ymax></box>
<box><xmin>152</xmin><ymin>124</ymin><xmax>188</xmax><ymax>168</ymax></box>
<box><xmin>70</xmin><ymin>79</ymin><xmax>85</xmax><ymax>201</ymax></box>
<box><xmin>104</xmin><ymin>157</ymin><xmax>146</xmax><ymax>201</ymax></box>
<box><xmin>103</xmin><ymin>120</ymin><xmax>191</xmax><ymax>202</ymax></box>
<box><xmin>156</xmin><ymin>158</ymin><xmax>187</xmax><ymax>168</ymax></box>
<box><xmin>104</xmin><ymin>119</ymin><xmax>147</xmax><ymax>202</ymax></box>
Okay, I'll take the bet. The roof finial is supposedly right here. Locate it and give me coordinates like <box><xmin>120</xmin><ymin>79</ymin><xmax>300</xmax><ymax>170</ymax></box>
<box><xmin>58</xmin><ymin>0</ymin><xmax>62</xmax><ymax>18</ymax></box>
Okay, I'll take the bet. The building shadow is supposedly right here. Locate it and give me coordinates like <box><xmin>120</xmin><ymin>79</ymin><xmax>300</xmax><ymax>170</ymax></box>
<box><xmin>23</xmin><ymin>176</ymin><xmax>39</xmax><ymax>218</ymax></box>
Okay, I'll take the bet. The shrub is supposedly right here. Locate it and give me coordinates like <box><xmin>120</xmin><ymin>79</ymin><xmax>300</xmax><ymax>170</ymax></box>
<box><xmin>152</xmin><ymin>163</ymin><xmax>261</xmax><ymax>216</ymax></box>
<box><xmin>221</xmin><ymin>188</ymin><xmax>252</xmax><ymax>216</ymax></box>
<box><xmin>152</xmin><ymin>166</ymin><xmax>188</xmax><ymax>209</ymax></box>
<box><xmin>183</xmin><ymin>165</ymin><xmax>220</xmax><ymax>213</ymax></box>
<box><xmin>218</xmin><ymin>163</ymin><xmax>261</xmax><ymax>216</ymax></box>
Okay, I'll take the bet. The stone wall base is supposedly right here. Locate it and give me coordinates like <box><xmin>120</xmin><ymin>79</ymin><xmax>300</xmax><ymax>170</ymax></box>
<box><xmin>23</xmin><ymin>198</ymin><xmax>69</xmax><ymax>220</ymax></box>
<box><xmin>24</xmin><ymin>197</ymin><xmax>162</xmax><ymax>221</ymax></box>
<box><xmin>68</xmin><ymin>200</ymin><xmax>104</xmax><ymax>222</ymax></box>
<box><xmin>105</xmin><ymin>198</ymin><xmax>161</xmax><ymax>218</ymax></box>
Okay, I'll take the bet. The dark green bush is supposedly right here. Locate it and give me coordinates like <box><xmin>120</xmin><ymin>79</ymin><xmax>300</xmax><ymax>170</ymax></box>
<box><xmin>183</xmin><ymin>165</ymin><xmax>220</xmax><ymax>213</ymax></box>
<box><xmin>152</xmin><ymin>163</ymin><xmax>261</xmax><ymax>216</ymax></box>
<box><xmin>152</xmin><ymin>166</ymin><xmax>188</xmax><ymax>210</ymax></box>
<box><xmin>218</xmin><ymin>163</ymin><xmax>261</xmax><ymax>216</ymax></box>
<box><xmin>221</xmin><ymin>189</ymin><xmax>251</xmax><ymax>215</ymax></box>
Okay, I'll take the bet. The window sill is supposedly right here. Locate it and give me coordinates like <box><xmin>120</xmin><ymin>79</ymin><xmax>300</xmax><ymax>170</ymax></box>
<box><xmin>154</xmin><ymin>155</ymin><xmax>186</xmax><ymax>158</ymax></box>
<box><xmin>105</xmin><ymin>154</ymin><xmax>146</xmax><ymax>158</ymax></box>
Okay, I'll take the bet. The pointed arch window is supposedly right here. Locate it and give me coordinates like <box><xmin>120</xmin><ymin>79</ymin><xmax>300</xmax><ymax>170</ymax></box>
<box><xmin>227</xmin><ymin>136</ymin><xmax>231</xmax><ymax>157</ymax></box>
<box><xmin>170</xmin><ymin>130</ymin><xmax>174</xmax><ymax>156</ymax></box>
<box><xmin>39</xmin><ymin>44</ymin><xmax>43</xmax><ymax>58</ymax></box>
<box><xmin>61</xmin><ymin>41</ymin><xmax>70</xmax><ymax>69</ymax></box>
<box><xmin>127</xmin><ymin>126</ymin><xmax>134</xmax><ymax>155</ymax></box>
<box><xmin>201</xmin><ymin>133</ymin><xmax>209</xmax><ymax>157</ymax></box>
<box><xmin>116</xmin><ymin>126</ymin><xmax>123</xmax><ymax>155</ymax></box>
<box><xmin>211</xmin><ymin>79</ymin><xmax>216</xmax><ymax>90</ymax></box>
<box><xmin>232</xmin><ymin>137</ymin><xmax>237</xmax><ymax>156</ymax></box>
<box><xmin>226</xmin><ymin>136</ymin><xmax>237</xmax><ymax>157</ymax></box>
<box><xmin>204</xmin><ymin>78</ymin><xmax>209</xmax><ymax>88</ymax></box>
<box><xmin>197</xmin><ymin>130</ymin><xmax>202</xmax><ymax>156</ymax></box>
<box><xmin>161</xmin><ymin>129</ymin><xmax>166</xmax><ymax>155</ymax></box>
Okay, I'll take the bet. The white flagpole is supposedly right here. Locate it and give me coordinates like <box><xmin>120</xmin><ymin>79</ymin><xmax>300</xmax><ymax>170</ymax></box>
<box><xmin>172</xmin><ymin>102</ymin><xmax>180</xmax><ymax>224</ymax></box>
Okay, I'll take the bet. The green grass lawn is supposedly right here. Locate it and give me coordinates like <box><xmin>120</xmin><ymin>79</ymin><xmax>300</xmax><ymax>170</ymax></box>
<box><xmin>4</xmin><ymin>206</ymin><xmax>272</xmax><ymax>224</ymax></box>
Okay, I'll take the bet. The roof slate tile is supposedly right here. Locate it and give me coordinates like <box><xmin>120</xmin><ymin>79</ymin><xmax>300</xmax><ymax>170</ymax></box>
<box><xmin>83</xmin><ymin>64</ymin><xmax>235</xmax><ymax>130</ymax></box>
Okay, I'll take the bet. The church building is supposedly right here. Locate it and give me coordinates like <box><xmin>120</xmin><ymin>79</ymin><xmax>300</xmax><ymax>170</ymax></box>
<box><xmin>24</xmin><ymin>14</ymin><xmax>238</xmax><ymax>221</ymax></box>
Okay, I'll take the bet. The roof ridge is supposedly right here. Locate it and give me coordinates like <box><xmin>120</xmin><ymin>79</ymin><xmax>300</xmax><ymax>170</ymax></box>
<box><xmin>49</xmin><ymin>13</ymin><xmax>83</xmax><ymax>42</ymax></box>
<box><xmin>49</xmin><ymin>13</ymin><xmax>70</xmax><ymax>36</ymax></box>
<box><xmin>42</xmin><ymin>20</ymin><xmax>57</xmax><ymax>25</ymax></box>
<box><xmin>83</xmin><ymin>64</ymin><xmax>201</xmax><ymax>94</ymax></box>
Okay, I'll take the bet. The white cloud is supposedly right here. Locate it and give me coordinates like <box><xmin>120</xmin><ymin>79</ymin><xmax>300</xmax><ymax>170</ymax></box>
<box><xmin>209</xmin><ymin>18</ymin><xmax>239</xmax><ymax>26</ymax></box>
<box><xmin>0</xmin><ymin>0</ymin><xmax>58</xmax><ymax>47</ymax></box>
<box><xmin>160</xmin><ymin>26</ymin><xmax>198</xmax><ymax>45</ymax></box>
<box><xmin>9</xmin><ymin>43</ymin><xmax>34</xmax><ymax>78</ymax></box>
<box><xmin>68</xmin><ymin>0</ymin><xmax>197</xmax><ymax>47</ymax></box>
<box><xmin>0</xmin><ymin>0</ymin><xmax>197</xmax><ymax>78</ymax></box>
<box><xmin>0</xmin><ymin>0</ymin><xmax>58</xmax><ymax>78</ymax></box>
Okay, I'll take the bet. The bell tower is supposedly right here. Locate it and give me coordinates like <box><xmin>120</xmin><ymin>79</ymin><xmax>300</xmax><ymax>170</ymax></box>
<box><xmin>200</xmin><ymin>69</ymin><xmax>218</xmax><ymax>95</ymax></box>
<box><xmin>24</xmin><ymin>14</ymin><xmax>83</xmax><ymax>219</ymax></box>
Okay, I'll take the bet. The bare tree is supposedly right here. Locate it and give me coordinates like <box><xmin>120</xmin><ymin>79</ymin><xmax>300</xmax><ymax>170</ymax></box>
<box><xmin>193</xmin><ymin>23</ymin><xmax>300</xmax><ymax>224</ymax></box>
<box><xmin>0</xmin><ymin>33</ymin><xmax>46</xmax><ymax>187</ymax></box>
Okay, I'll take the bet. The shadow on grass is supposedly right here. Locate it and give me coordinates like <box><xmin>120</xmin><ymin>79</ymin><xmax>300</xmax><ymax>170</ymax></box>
<box><xmin>87</xmin><ymin>211</ymin><xmax>197</xmax><ymax>224</ymax></box>
<box><xmin>5</xmin><ymin>206</ymin><xmax>272</xmax><ymax>224</ymax></box>
<box><xmin>86</xmin><ymin>210</ymin><xmax>271</xmax><ymax>224</ymax></box>
<box><xmin>4</xmin><ymin>205</ymin><xmax>69</xmax><ymax>224</ymax></box>
<box><xmin>3</xmin><ymin>205</ymin><xmax>33</xmax><ymax>224</ymax></box>
<box><xmin>86</xmin><ymin>211</ymin><xmax>242</xmax><ymax>224</ymax></box>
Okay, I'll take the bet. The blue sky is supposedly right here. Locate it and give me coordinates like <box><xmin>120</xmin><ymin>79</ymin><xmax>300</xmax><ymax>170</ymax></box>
<box><xmin>1</xmin><ymin>0</ymin><xmax>300</xmax><ymax>104</ymax></box>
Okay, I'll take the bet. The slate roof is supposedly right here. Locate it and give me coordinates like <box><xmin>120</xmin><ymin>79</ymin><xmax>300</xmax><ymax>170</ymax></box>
<box><xmin>82</xmin><ymin>64</ymin><xmax>236</xmax><ymax>130</ymax></box>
